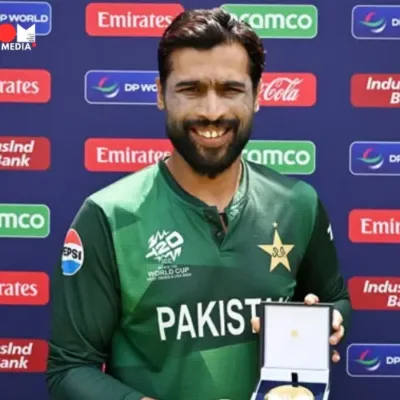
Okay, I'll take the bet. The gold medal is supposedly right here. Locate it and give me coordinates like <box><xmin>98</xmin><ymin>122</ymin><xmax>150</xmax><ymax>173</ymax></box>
<box><xmin>264</xmin><ymin>385</ymin><xmax>314</xmax><ymax>400</ymax></box>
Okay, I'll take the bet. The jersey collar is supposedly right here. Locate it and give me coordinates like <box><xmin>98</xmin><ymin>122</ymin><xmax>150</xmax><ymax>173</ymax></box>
<box><xmin>158</xmin><ymin>157</ymin><xmax>249</xmax><ymax>216</ymax></box>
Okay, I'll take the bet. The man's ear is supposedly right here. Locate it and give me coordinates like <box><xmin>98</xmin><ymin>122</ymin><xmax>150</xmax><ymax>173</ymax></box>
<box><xmin>156</xmin><ymin>77</ymin><xmax>165</xmax><ymax>110</ymax></box>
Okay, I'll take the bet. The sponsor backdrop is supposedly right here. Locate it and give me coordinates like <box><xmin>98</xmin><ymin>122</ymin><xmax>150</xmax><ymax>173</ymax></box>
<box><xmin>0</xmin><ymin>0</ymin><xmax>398</xmax><ymax>399</ymax></box>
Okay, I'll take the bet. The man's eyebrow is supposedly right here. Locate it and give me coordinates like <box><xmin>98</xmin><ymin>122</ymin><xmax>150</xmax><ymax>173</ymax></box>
<box><xmin>175</xmin><ymin>80</ymin><xmax>200</xmax><ymax>88</ymax></box>
<box><xmin>175</xmin><ymin>80</ymin><xmax>246</xmax><ymax>89</ymax></box>
<box><xmin>221</xmin><ymin>80</ymin><xmax>246</xmax><ymax>89</ymax></box>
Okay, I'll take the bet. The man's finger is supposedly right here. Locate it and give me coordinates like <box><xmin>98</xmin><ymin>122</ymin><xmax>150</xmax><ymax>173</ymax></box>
<box><xmin>330</xmin><ymin>325</ymin><xmax>344</xmax><ymax>345</ymax></box>
<box><xmin>251</xmin><ymin>317</ymin><xmax>260</xmax><ymax>333</ymax></box>
<box><xmin>332</xmin><ymin>350</ymin><xmax>340</xmax><ymax>363</ymax></box>
<box><xmin>304</xmin><ymin>294</ymin><xmax>319</xmax><ymax>305</ymax></box>
<box><xmin>332</xmin><ymin>309</ymin><xmax>343</xmax><ymax>330</ymax></box>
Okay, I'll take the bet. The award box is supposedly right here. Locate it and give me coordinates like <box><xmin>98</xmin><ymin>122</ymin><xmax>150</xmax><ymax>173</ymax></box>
<box><xmin>250</xmin><ymin>302</ymin><xmax>333</xmax><ymax>400</ymax></box>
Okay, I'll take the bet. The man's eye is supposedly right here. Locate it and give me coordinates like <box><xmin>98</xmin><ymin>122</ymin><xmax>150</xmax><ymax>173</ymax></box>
<box><xmin>225</xmin><ymin>87</ymin><xmax>242</xmax><ymax>92</ymax></box>
<box><xmin>180</xmin><ymin>87</ymin><xmax>198</xmax><ymax>92</ymax></box>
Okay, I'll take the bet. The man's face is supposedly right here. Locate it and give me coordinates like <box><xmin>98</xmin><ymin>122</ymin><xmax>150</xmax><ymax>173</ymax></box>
<box><xmin>157</xmin><ymin>43</ymin><xmax>260</xmax><ymax>179</ymax></box>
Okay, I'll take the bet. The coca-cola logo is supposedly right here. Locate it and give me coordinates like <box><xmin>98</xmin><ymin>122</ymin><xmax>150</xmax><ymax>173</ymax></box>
<box><xmin>258</xmin><ymin>73</ymin><xmax>317</xmax><ymax>107</ymax></box>
<box><xmin>261</xmin><ymin>77</ymin><xmax>303</xmax><ymax>102</ymax></box>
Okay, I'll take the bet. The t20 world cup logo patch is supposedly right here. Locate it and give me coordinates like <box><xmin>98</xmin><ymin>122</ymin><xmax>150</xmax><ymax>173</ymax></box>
<box><xmin>61</xmin><ymin>229</ymin><xmax>84</xmax><ymax>276</ymax></box>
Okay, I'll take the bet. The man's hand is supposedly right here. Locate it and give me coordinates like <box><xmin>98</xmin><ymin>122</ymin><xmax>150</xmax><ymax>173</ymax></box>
<box><xmin>250</xmin><ymin>294</ymin><xmax>344</xmax><ymax>363</ymax></box>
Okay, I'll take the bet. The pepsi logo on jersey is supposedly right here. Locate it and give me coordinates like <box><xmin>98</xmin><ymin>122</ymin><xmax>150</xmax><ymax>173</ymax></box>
<box><xmin>61</xmin><ymin>229</ymin><xmax>84</xmax><ymax>276</ymax></box>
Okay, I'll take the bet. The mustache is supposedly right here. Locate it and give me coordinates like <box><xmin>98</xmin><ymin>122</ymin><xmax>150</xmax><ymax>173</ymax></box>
<box><xmin>183</xmin><ymin>118</ymin><xmax>239</xmax><ymax>131</ymax></box>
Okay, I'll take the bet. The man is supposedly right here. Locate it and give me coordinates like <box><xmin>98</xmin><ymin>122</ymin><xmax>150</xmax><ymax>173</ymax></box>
<box><xmin>46</xmin><ymin>7</ymin><xmax>351</xmax><ymax>400</ymax></box>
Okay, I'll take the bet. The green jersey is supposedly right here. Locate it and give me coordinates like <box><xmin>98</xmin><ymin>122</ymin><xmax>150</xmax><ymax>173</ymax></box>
<box><xmin>46</xmin><ymin>159</ymin><xmax>351</xmax><ymax>400</ymax></box>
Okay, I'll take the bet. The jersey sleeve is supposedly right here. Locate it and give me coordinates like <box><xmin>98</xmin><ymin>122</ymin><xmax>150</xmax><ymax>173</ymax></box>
<box><xmin>292</xmin><ymin>197</ymin><xmax>351</xmax><ymax>333</ymax></box>
<box><xmin>46</xmin><ymin>199</ymin><xmax>145</xmax><ymax>400</ymax></box>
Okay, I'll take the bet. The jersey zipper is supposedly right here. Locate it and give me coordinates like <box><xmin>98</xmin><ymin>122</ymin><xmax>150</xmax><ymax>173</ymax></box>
<box><xmin>219</xmin><ymin>214</ymin><xmax>228</xmax><ymax>233</ymax></box>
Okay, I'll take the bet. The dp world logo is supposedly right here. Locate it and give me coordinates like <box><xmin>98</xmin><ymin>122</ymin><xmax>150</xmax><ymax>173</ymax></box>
<box><xmin>350</xmin><ymin>142</ymin><xmax>400</xmax><ymax>176</ymax></box>
<box><xmin>85</xmin><ymin>70</ymin><xmax>158</xmax><ymax>105</ymax></box>
<box><xmin>347</xmin><ymin>343</ymin><xmax>400</xmax><ymax>377</ymax></box>
<box><xmin>352</xmin><ymin>6</ymin><xmax>400</xmax><ymax>40</ymax></box>
<box><xmin>354</xmin><ymin>349</ymin><xmax>381</xmax><ymax>371</ymax></box>
<box><xmin>360</xmin><ymin>11</ymin><xmax>387</xmax><ymax>33</ymax></box>
<box><xmin>92</xmin><ymin>77</ymin><xmax>120</xmax><ymax>99</ymax></box>
<box><xmin>356</xmin><ymin>147</ymin><xmax>384</xmax><ymax>170</ymax></box>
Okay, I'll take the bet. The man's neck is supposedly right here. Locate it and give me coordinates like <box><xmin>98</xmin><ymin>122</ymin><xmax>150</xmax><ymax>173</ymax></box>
<box><xmin>165</xmin><ymin>152</ymin><xmax>242</xmax><ymax>212</ymax></box>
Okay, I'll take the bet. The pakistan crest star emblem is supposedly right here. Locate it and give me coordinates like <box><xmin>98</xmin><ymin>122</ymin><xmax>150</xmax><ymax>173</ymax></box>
<box><xmin>258</xmin><ymin>222</ymin><xmax>294</xmax><ymax>272</ymax></box>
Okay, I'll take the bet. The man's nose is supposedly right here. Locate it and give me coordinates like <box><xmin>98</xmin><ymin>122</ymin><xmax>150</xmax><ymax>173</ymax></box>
<box><xmin>197</xmin><ymin>91</ymin><xmax>228</xmax><ymax>122</ymax></box>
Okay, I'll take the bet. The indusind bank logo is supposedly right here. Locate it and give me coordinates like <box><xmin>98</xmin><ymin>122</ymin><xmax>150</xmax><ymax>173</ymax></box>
<box><xmin>0</xmin><ymin>339</ymin><xmax>48</xmax><ymax>372</ymax></box>
<box><xmin>348</xmin><ymin>276</ymin><xmax>400</xmax><ymax>310</ymax></box>
<box><xmin>85</xmin><ymin>3</ymin><xmax>184</xmax><ymax>37</ymax></box>
<box><xmin>0</xmin><ymin>136</ymin><xmax>51</xmax><ymax>170</ymax></box>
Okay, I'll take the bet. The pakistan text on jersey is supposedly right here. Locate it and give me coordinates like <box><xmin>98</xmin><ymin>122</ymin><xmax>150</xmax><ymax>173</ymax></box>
<box><xmin>157</xmin><ymin>297</ymin><xmax>289</xmax><ymax>341</ymax></box>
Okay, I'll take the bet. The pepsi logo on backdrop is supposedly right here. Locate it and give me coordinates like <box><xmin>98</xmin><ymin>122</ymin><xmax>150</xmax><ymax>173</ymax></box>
<box><xmin>61</xmin><ymin>229</ymin><xmax>84</xmax><ymax>276</ymax></box>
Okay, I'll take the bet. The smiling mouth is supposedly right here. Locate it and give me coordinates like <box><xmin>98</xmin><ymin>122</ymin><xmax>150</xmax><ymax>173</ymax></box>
<box><xmin>190</xmin><ymin>127</ymin><xmax>231</xmax><ymax>139</ymax></box>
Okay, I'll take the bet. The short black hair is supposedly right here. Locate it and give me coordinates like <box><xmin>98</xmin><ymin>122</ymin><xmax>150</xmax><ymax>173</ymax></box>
<box><xmin>157</xmin><ymin>7</ymin><xmax>265</xmax><ymax>92</ymax></box>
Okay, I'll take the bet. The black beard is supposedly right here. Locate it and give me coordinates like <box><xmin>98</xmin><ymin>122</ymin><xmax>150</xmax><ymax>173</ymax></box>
<box><xmin>166</xmin><ymin>117</ymin><xmax>253</xmax><ymax>179</ymax></box>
